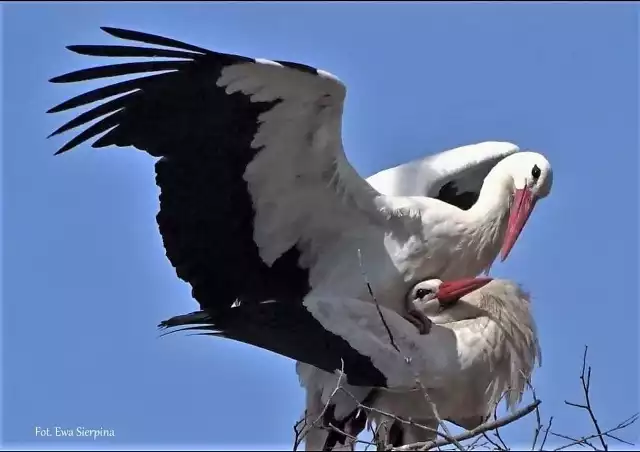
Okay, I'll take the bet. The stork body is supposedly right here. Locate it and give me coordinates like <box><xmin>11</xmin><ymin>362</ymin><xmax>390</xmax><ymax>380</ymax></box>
<box><xmin>297</xmin><ymin>278</ymin><xmax>541</xmax><ymax>450</ymax></box>
<box><xmin>367</xmin><ymin>278</ymin><xmax>542</xmax><ymax>449</ymax></box>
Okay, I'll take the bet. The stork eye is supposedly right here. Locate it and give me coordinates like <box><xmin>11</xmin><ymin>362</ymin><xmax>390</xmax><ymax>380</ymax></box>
<box><xmin>415</xmin><ymin>288</ymin><xmax>432</xmax><ymax>299</ymax></box>
<box><xmin>531</xmin><ymin>165</ymin><xmax>541</xmax><ymax>179</ymax></box>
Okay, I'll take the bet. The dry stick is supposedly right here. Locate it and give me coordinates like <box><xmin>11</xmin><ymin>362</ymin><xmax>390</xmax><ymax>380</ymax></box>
<box><xmin>392</xmin><ymin>399</ymin><xmax>541</xmax><ymax>451</ymax></box>
<box><xmin>481</xmin><ymin>432</ymin><xmax>506</xmax><ymax>451</ymax></box>
<box><xmin>551</xmin><ymin>413</ymin><xmax>640</xmax><ymax>452</ymax></box>
<box><xmin>356</xmin><ymin>249</ymin><xmax>463</xmax><ymax>452</ymax></box>
<box><xmin>357</xmin><ymin>249</ymin><xmax>400</xmax><ymax>353</ymax></box>
<box><xmin>412</xmin><ymin>378</ymin><xmax>465</xmax><ymax>451</ymax></box>
<box><xmin>294</xmin><ymin>359</ymin><xmax>348</xmax><ymax>451</ymax></box>
<box><xmin>520</xmin><ymin>372</ymin><xmax>545</xmax><ymax>451</ymax></box>
<box><xmin>550</xmin><ymin>431</ymin><xmax>596</xmax><ymax>450</ymax></box>
<box><xmin>338</xmin><ymin>378</ymin><xmax>441</xmax><ymax>438</ymax></box>
<box><xmin>491</xmin><ymin>394</ymin><xmax>510</xmax><ymax>451</ymax></box>
<box><xmin>563</xmin><ymin>346</ymin><xmax>608</xmax><ymax>451</ymax></box>
<box><xmin>539</xmin><ymin>417</ymin><xmax>553</xmax><ymax>451</ymax></box>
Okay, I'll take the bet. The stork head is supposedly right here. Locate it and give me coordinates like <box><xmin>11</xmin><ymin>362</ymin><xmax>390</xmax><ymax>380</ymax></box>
<box><xmin>498</xmin><ymin>152</ymin><xmax>553</xmax><ymax>262</ymax></box>
<box><xmin>407</xmin><ymin>277</ymin><xmax>493</xmax><ymax>316</ymax></box>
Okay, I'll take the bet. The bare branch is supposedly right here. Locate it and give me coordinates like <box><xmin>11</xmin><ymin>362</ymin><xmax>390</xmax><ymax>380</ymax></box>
<box><xmin>293</xmin><ymin>359</ymin><xmax>347</xmax><ymax>451</ymax></box>
<box><xmin>539</xmin><ymin>416</ymin><xmax>553</xmax><ymax>451</ymax></box>
<box><xmin>358</xmin><ymin>248</ymin><xmax>400</xmax><ymax>353</ymax></box>
<box><xmin>357</xmin><ymin>250</ymin><xmax>462</xmax><ymax>450</ymax></box>
<box><xmin>551</xmin><ymin>413</ymin><xmax>640</xmax><ymax>451</ymax></box>
<box><xmin>549</xmin><ymin>431</ymin><xmax>597</xmax><ymax>451</ymax></box>
<box><xmin>481</xmin><ymin>432</ymin><xmax>506</xmax><ymax>451</ymax></box>
<box><xmin>413</xmin><ymin>378</ymin><xmax>465</xmax><ymax>451</ymax></box>
<box><xmin>392</xmin><ymin>400</ymin><xmax>541</xmax><ymax>451</ymax></box>
<box><xmin>562</xmin><ymin>346</ymin><xmax>607</xmax><ymax>451</ymax></box>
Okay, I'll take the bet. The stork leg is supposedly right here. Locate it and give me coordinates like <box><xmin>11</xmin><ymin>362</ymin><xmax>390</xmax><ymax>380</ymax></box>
<box><xmin>403</xmin><ymin>309</ymin><xmax>433</xmax><ymax>335</ymax></box>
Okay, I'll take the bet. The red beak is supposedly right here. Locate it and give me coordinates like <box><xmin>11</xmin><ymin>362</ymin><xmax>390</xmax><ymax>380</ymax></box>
<box><xmin>436</xmin><ymin>277</ymin><xmax>493</xmax><ymax>305</ymax></box>
<box><xmin>500</xmin><ymin>188</ymin><xmax>538</xmax><ymax>262</ymax></box>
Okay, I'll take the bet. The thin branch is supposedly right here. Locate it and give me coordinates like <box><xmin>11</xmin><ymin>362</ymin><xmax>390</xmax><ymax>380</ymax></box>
<box><xmin>339</xmin><ymin>385</ymin><xmax>440</xmax><ymax>438</ymax></box>
<box><xmin>563</xmin><ymin>346</ymin><xmax>607</xmax><ymax>451</ymax></box>
<box><xmin>357</xmin><ymin>250</ymin><xmax>465</xmax><ymax>451</ymax></box>
<box><xmin>551</xmin><ymin>413</ymin><xmax>640</xmax><ymax>451</ymax></box>
<box><xmin>549</xmin><ymin>430</ymin><xmax>600</xmax><ymax>450</ymax></box>
<box><xmin>491</xmin><ymin>397</ymin><xmax>509</xmax><ymax>451</ymax></box>
<box><xmin>481</xmin><ymin>432</ymin><xmax>506</xmax><ymax>451</ymax></box>
<box><xmin>539</xmin><ymin>416</ymin><xmax>553</xmax><ymax>451</ymax></box>
<box><xmin>521</xmin><ymin>372</ymin><xmax>544</xmax><ymax>451</ymax></box>
<box><xmin>414</xmin><ymin>378</ymin><xmax>465</xmax><ymax>451</ymax></box>
<box><xmin>392</xmin><ymin>400</ymin><xmax>541</xmax><ymax>451</ymax></box>
<box><xmin>293</xmin><ymin>359</ymin><xmax>347</xmax><ymax>451</ymax></box>
<box><xmin>357</xmin><ymin>248</ymin><xmax>400</xmax><ymax>353</ymax></box>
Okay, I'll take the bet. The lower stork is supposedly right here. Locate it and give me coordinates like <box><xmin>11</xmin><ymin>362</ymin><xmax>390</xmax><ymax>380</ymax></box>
<box><xmin>362</xmin><ymin>277</ymin><xmax>541</xmax><ymax>449</ymax></box>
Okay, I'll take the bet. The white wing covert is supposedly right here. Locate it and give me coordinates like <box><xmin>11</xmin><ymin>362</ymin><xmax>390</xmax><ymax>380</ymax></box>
<box><xmin>367</xmin><ymin>141</ymin><xmax>520</xmax><ymax>209</ymax></box>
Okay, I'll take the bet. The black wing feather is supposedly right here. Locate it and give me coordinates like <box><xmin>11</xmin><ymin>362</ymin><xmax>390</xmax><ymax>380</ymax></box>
<box><xmin>100</xmin><ymin>26</ymin><xmax>215</xmax><ymax>55</ymax></box>
<box><xmin>50</xmin><ymin>61</ymin><xmax>187</xmax><ymax>83</ymax></box>
<box><xmin>67</xmin><ymin>44</ymin><xmax>199</xmax><ymax>60</ymax></box>
<box><xmin>159</xmin><ymin>302</ymin><xmax>388</xmax><ymax>388</ymax></box>
<box><xmin>48</xmin><ymin>27</ymin><xmax>313</xmax><ymax>318</ymax></box>
<box><xmin>48</xmin><ymin>95</ymin><xmax>131</xmax><ymax>138</ymax></box>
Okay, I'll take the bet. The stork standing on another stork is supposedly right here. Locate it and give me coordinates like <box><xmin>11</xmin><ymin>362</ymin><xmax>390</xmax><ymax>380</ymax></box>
<box><xmin>47</xmin><ymin>26</ymin><xmax>552</xmax><ymax>443</ymax></box>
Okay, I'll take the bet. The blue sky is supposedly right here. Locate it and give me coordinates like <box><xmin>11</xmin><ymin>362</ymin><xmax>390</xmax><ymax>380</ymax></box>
<box><xmin>3</xmin><ymin>2</ymin><xmax>638</xmax><ymax>450</ymax></box>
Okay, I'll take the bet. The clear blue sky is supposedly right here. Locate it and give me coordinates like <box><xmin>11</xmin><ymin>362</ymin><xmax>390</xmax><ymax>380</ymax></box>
<box><xmin>3</xmin><ymin>2</ymin><xmax>638</xmax><ymax>450</ymax></box>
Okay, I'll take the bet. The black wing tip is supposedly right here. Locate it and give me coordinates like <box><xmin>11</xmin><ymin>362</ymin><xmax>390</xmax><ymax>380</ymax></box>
<box><xmin>53</xmin><ymin>146</ymin><xmax>72</xmax><ymax>156</ymax></box>
<box><xmin>49</xmin><ymin>73</ymin><xmax>72</xmax><ymax>84</ymax></box>
<box><xmin>66</xmin><ymin>44</ymin><xmax>85</xmax><ymax>54</ymax></box>
<box><xmin>100</xmin><ymin>26</ymin><xmax>120</xmax><ymax>34</ymax></box>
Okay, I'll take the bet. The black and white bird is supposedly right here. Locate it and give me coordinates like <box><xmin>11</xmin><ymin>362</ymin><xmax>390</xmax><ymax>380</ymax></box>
<box><xmin>48</xmin><ymin>26</ymin><xmax>553</xmax><ymax>326</ymax></box>
<box><xmin>293</xmin><ymin>277</ymin><xmax>541</xmax><ymax>450</ymax></box>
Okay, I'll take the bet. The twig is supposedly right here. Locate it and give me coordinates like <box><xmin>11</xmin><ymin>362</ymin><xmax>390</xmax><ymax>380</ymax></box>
<box><xmin>356</xmin><ymin>250</ymin><xmax>465</xmax><ymax>451</ymax></box>
<box><xmin>481</xmin><ymin>432</ymin><xmax>506</xmax><ymax>451</ymax></box>
<box><xmin>293</xmin><ymin>416</ymin><xmax>306</xmax><ymax>451</ymax></box>
<box><xmin>413</xmin><ymin>378</ymin><xmax>465</xmax><ymax>451</ymax></box>
<box><xmin>539</xmin><ymin>416</ymin><xmax>553</xmax><ymax>451</ymax></box>
<box><xmin>520</xmin><ymin>372</ymin><xmax>546</xmax><ymax>452</ymax></box>
<box><xmin>357</xmin><ymin>248</ymin><xmax>400</xmax><ymax>353</ymax></box>
<box><xmin>563</xmin><ymin>346</ymin><xmax>607</xmax><ymax>451</ymax></box>
<box><xmin>293</xmin><ymin>359</ymin><xmax>347</xmax><ymax>451</ymax></box>
<box><xmin>491</xmin><ymin>396</ymin><xmax>509</xmax><ymax>451</ymax></box>
<box><xmin>551</xmin><ymin>413</ymin><xmax>640</xmax><ymax>451</ymax></box>
<box><xmin>392</xmin><ymin>400</ymin><xmax>541</xmax><ymax>451</ymax></box>
<box><xmin>549</xmin><ymin>430</ymin><xmax>598</xmax><ymax>450</ymax></box>
<box><xmin>338</xmin><ymin>385</ymin><xmax>440</xmax><ymax>438</ymax></box>
<box><xmin>326</xmin><ymin>422</ymin><xmax>377</xmax><ymax>448</ymax></box>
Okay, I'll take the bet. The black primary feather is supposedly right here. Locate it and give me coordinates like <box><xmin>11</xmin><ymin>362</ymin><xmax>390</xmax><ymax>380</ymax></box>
<box><xmin>158</xmin><ymin>300</ymin><xmax>388</xmax><ymax>388</ymax></box>
<box><xmin>47</xmin><ymin>27</ymin><xmax>321</xmax><ymax>318</ymax></box>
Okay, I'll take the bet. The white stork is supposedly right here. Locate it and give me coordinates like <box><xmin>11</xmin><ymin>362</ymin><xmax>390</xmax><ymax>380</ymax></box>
<box><xmin>364</xmin><ymin>277</ymin><xmax>542</xmax><ymax>449</ymax></box>
<box><xmin>48</xmin><ymin>26</ymin><xmax>553</xmax><ymax>326</ymax></box>
<box><xmin>290</xmin><ymin>277</ymin><xmax>541</xmax><ymax>450</ymax></box>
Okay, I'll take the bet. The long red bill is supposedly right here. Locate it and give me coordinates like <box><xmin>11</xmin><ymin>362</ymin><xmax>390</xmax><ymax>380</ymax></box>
<box><xmin>436</xmin><ymin>277</ymin><xmax>493</xmax><ymax>305</ymax></box>
<box><xmin>500</xmin><ymin>188</ymin><xmax>537</xmax><ymax>262</ymax></box>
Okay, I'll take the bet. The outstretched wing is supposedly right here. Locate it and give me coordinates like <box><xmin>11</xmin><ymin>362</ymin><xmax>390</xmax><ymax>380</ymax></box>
<box><xmin>48</xmin><ymin>27</ymin><xmax>399</xmax><ymax>314</ymax></box>
<box><xmin>367</xmin><ymin>141</ymin><xmax>519</xmax><ymax>210</ymax></box>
